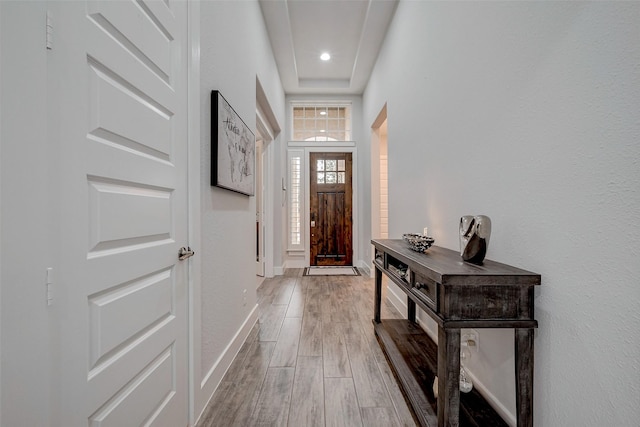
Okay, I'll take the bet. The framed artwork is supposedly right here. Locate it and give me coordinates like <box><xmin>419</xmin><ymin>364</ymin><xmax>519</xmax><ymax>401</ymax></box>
<box><xmin>211</xmin><ymin>90</ymin><xmax>255</xmax><ymax>196</ymax></box>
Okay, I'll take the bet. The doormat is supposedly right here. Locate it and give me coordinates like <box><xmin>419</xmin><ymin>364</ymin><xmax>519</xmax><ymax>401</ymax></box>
<box><xmin>303</xmin><ymin>267</ymin><xmax>360</xmax><ymax>276</ymax></box>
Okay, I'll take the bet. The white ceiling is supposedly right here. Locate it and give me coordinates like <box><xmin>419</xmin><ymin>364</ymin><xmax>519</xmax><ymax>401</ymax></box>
<box><xmin>259</xmin><ymin>0</ymin><xmax>398</xmax><ymax>95</ymax></box>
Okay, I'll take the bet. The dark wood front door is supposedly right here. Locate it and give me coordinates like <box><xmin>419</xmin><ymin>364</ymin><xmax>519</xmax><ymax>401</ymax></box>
<box><xmin>310</xmin><ymin>152</ymin><xmax>353</xmax><ymax>266</ymax></box>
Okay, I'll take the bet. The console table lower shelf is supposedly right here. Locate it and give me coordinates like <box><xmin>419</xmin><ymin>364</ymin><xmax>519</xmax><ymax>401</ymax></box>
<box><xmin>374</xmin><ymin>319</ymin><xmax>508</xmax><ymax>427</ymax></box>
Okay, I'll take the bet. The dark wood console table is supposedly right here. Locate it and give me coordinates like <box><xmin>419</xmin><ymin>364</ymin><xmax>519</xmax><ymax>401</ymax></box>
<box><xmin>371</xmin><ymin>239</ymin><xmax>540</xmax><ymax>427</ymax></box>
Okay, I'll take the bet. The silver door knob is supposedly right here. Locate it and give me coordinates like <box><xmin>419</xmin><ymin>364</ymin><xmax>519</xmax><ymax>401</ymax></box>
<box><xmin>179</xmin><ymin>246</ymin><xmax>195</xmax><ymax>260</ymax></box>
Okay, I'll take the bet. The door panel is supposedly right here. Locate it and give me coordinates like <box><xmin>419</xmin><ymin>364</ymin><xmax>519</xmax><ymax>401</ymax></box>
<box><xmin>54</xmin><ymin>1</ymin><xmax>188</xmax><ymax>426</ymax></box>
<box><xmin>310</xmin><ymin>153</ymin><xmax>352</xmax><ymax>266</ymax></box>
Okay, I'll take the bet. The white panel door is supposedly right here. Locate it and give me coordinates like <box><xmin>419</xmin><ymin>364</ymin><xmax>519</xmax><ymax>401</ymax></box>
<box><xmin>51</xmin><ymin>1</ymin><xmax>189</xmax><ymax>426</ymax></box>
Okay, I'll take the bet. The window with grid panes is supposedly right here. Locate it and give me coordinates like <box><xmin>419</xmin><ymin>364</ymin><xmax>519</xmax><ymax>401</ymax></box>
<box><xmin>289</xmin><ymin>155</ymin><xmax>302</xmax><ymax>246</ymax></box>
<box><xmin>292</xmin><ymin>104</ymin><xmax>352</xmax><ymax>141</ymax></box>
<box><xmin>315</xmin><ymin>158</ymin><xmax>346</xmax><ymax>184</ymax></box>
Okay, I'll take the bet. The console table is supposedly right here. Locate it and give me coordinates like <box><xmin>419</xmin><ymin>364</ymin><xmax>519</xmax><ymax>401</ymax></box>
<box><xmin>371</xmin><ymin>239</ymin><xmax>540</xmax><ymax>427</ymax></box>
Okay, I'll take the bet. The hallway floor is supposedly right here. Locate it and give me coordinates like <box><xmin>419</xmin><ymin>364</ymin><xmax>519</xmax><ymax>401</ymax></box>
<box><xmin>197</xmin><ymin>269</ymin><xmax>417</xmax><ymax>427</ymax></box>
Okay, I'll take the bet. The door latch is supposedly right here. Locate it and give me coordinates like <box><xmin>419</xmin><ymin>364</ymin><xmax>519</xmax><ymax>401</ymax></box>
<box><xmin>179</xmin><ymin>246</ymin><xmax>195</xmax><ymax>260</ymax></box>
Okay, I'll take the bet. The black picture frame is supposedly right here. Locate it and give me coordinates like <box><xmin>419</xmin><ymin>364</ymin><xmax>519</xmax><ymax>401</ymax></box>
<box><xmin>211</xmin><ymin>90</ymin><xmax>255</xmax><ymax>196</ymax></box>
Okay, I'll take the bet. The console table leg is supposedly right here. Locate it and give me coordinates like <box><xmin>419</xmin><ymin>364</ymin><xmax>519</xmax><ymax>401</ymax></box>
<box><xmin>515</xmin><ymin>328</ymin><xmax>534</xmax><ymax>427</ymax></box>
<box><xmin>407</xmin><ymin>298</ymin><xmax>416</xmax><ymax>323</ymax></box>
<box><xmin>438</xmin><ymin>327</ymin><xmax>461</xmax><ymax>427</ymax></box>
<box><xmin>374</xmin><ymin>267</ymin><xmax>382</xmax><ymax>323</ymax></box>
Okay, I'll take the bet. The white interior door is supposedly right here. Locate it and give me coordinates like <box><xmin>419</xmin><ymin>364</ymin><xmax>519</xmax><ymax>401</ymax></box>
<box><xmin>52</xmin><ymin>1</ymin><xmax>189</xmax><ymax>426</ymax></box>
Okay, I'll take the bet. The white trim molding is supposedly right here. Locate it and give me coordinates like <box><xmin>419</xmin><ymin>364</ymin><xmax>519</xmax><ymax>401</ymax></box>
<box><xmin>187</xmin><ymin>1</ymin><xmax>202</xmax><ymax>424</ymax></box>
<box><xmin>285</xmin><ymin>142</ymin><xmax>359</xmax><ymax>268</ymax></box>
<box><xmin>194</xmin><ymin>305</ymin><xmax>258</xmax><ymax>425</ymax></box>
<box><xmin>288</xmin><ymin>140</ymin><xmax>356</xmax><ymax>148</ymax></box>
<box><xmin>256</xmin><ymin>108</ymin><xmax>275</xmax><ymax>278</ymax></box>
<box><xmin>256</xmin><ymin>77</ymin><xmax>280</xmax><ymax>279</ymax></box>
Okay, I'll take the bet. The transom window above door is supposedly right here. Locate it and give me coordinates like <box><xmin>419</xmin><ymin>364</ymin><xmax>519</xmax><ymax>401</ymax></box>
<box><xmin>292</xmin><ymin>103</ymin><xmax>352</xmax><ymax>141</ymax></box>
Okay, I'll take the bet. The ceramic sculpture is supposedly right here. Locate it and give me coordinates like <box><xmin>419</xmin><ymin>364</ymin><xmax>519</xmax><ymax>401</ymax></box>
<box><xmin>459</xmin><ymin>215</ymin><xmax>491</xmax><ymax>264</ymax></box>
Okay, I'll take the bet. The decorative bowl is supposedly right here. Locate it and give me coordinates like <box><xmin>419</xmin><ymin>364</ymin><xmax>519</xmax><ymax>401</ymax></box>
<box><xmin>403</xmin><ymin>233</ymin><xmax>435</xmax><ymax>253</ymax></box>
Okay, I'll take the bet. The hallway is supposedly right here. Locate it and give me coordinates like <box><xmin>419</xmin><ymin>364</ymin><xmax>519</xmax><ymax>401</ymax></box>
<box><xmin>197</xmin><ymin>270</ymin><xmax>416</xmax><ymax>427</ymax></box>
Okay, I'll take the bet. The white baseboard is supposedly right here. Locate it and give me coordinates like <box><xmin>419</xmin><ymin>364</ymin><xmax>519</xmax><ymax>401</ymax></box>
<box><xmin>464</xmin><ymin>370</ymin><xmax>517</xmax><ymax>427</ymax></box>
<box><xmin>283</xmin><ymin>259</ymin><xmax>306</xmax><ymax>270</ymax></box>
<box><xmin>357</xmin><ymin>259</ymin><xmax>372</xmax><ymax>277</ymax></box>
<box><xmin>273</xmin><ymin>265</ymin><xmax>285</xmax><ymax>276</ymax></box>
<box><xmin>195</xmin><ymin>304</ymin><xmax>258</xmax><ymax>425</ymax></box>
<box><xmin>385</xmin><ymin>282</ymin><xmax>408</xmax><ymax>318</ymax></box>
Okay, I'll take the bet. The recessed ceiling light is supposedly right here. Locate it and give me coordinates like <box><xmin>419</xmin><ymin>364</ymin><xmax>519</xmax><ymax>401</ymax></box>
<box><xmin>320</xmin><ymin>111</ymin><xmax>327</xmax><ymax>116</ymax></box>
<box><xmin>320</xmin><ymin>52</ymin><xmax>331</xmax><ymax>61</ymax></box>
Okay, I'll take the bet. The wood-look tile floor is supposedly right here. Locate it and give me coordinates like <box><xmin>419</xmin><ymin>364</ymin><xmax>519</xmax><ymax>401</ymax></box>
<box><xmin>197</xmin><ymin>269</ymin><xmax>417</xmax><ymax>427</ymax></box>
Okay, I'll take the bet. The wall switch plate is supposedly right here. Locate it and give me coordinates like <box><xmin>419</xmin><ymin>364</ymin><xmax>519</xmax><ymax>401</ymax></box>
<box><xmin>461</xmin><ymin>329</ymin><xmax>479</xmax><ymax>353</ymax></box>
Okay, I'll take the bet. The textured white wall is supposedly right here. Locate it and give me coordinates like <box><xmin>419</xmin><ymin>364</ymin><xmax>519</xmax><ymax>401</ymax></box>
<box><xmin>199</xmin><ymin>0</ymin><xmax>284</xmax><ymax>405</ymax></box>
<box><xmin>364</xmin><ymin>1</ymin><xmax>640</xmax><ymax>425</ymax></box>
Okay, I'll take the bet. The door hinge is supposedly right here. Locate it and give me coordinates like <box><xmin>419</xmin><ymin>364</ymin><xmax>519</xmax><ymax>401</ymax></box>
<box><xmin>46</xmin><ymin>267</ymin><xmax>54</xmax><ymax>306</ymax></box>
<box><xmin>46</xmin><ymin>11</ymin><xmax>53</xmax><ymax>50</ymax></box>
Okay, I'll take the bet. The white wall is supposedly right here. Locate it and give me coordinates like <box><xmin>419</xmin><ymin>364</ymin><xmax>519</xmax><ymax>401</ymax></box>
<box><xmin>363</xmin><ymin>2</ymin><xmax>640</xmax><ymax>426</ymax></box>
<box><xmin>196</xmin><ymin>0</ymin><xmax>284</xmax><ymax>421</ymax></box>
<box><xmin>0</xmin><ymin>2</ymin><xmax>52</xmax><ymax>425</ymax></box>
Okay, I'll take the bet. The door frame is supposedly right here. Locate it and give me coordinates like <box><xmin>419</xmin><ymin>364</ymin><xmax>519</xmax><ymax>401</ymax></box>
<box><xmin>256</xmin><ymin>78</ymin><xmax>280</xmax><ymax>279</ymax></box>
<box><xmin>288</xmin><ymin>142</ymin><xmax>358</xmax><ymax>268</ymax></box>
<box><xmin>256</xmin><ymin>108</ymin><xmax>275</xmax><ymax>278</ymax></box>
<box><xmin>187</xmin><ymin>0</ymin><xmax>202</xmax><ymax>424</ymax></box>
<box><xmin>309</xmin><ymin>152</ymin><xmax>353</xmax><ymax>266</ymax></box>
<box><xmin>370</xmin><ymin>104</ymin><xmax>388</xmax><ymax>263</ymax></box>
<box><xmin>255</xmin><ymin>137</ymin><xmax>265</xmax><ymax>276</ymax></box>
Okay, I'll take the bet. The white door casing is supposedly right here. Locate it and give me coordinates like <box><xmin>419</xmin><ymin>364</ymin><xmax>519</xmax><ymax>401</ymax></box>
<box><xmin>256</xmin><ymin>107</ymin><xmax>275</xmax><ymax>278</ymax></box>
<box><xmin>286</xmin><ymin>143</ymin><xmax>358</xmax><ymax>268</ymax></box>
<box><xmin>52</xmin><ymin>1</ymin><xmax>189</xmax><ymax>426</ymax></box>
<box><xmin>255</xmin><ymin>138</ymin><xmax>265</xmax><ymax>277</ymax></box>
